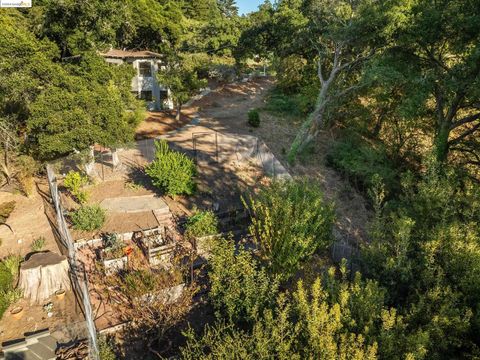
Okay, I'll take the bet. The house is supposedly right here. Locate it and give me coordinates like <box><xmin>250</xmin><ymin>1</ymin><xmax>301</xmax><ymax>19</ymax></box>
<box><xmin>101</xmin><ymin>49</ymin><xmax>173</xmax><ymax>111</ymax></box>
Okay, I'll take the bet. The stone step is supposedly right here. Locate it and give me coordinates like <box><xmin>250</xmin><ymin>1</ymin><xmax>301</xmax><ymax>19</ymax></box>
<box><xmin>153</xmin><ymin>207</ymin><xmax>171</xmax><ymax>215</ymax></box>
<box><xmin>1</xmin><ymin>340</ymin><xmax>28</xmax><ymax>353</ymax></box>
<box><xmin>28</xmin><ymin>343</ymin><xmax>56</xmax><ymax>360</ymax></box>
<box><xmin>37</xmin><ymin>336</ymin><xmax>57</xmax><ymax>352</ymax></box>
<box><xmin>25</xmin><ymin>330</ymin><xmax>50</xmax><ymax>346</ymax></box>
<box><xmin>155</xmin><ymin>217</ymin><xmax>172</xmax><ymax>224</ymax></box>
<box><xmin>154</xmin><ymin>213</ymin><xmax>172</xmax><ymax>219</ymax></box>
<box><xmin>154</xmin><ymin>214</ymin><xmax>172</xmax><ymax>222</ymax></box>
<box><xmin>153</xmin><ymin>210</ymin><xmax>173</xmax><ymax>225</ymax></box>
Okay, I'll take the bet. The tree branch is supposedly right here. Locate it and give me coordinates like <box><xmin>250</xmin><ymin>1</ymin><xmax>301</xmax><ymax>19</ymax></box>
<box><xmin>449</xmin><ymin>122</ymin><xmax>480</xmax><ymax>146</ymax></box>
<box><xmin>317</xmin><ymin>56</ymin><xmax>325</xmax><ymax>86</ymax></box>
<box><xmin>450</xmin><ymin>112</ymin><xmax>480</xmax><ymax>129</ymax></box>
<box><xmin>445</xmin><ymin>90</ymin><xmax>466</xmax><ymax>124</ymax></box>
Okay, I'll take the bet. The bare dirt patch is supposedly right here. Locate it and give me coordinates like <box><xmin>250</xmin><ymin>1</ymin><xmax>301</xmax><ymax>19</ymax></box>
<box><xmin>0</xmin><ymin>183</ymin><xmax>58</xmax><ymax>259</ymax></box>
<box><xmin>0</xmin><ymin>289</ymin><xmax>83</xmax><ymax>344</ymax></box>
<box><xmin>135</xmin><ymin>111</ymin><xmax>193</xmax><ymax>140</ymax></box>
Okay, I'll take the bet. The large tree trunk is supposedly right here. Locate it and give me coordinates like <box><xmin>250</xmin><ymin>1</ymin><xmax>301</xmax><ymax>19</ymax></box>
<box><xmin>435</xmin><ymin>122</ymin><xmax>451</xmax><ymax>163</ymax></box>
<box><xmin>288</xmin><ymin>42</ymin><xmax>374</xmax><ymax>163</ymax></box>
<box><xmin>288</xmin><ymin>73</ymin><xmax>333</xmax><ymax>162</ymax></box>
<box><xmin>18</xmin><ymin>252</ymin><xmax>71</xmax><ymax>304</ymax></box>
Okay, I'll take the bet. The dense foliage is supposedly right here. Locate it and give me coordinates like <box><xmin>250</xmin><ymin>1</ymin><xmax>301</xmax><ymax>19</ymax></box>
<box><xmin>208</xmin><ymin>237</ymin><xmax>279</xmax><ymax>324</ymax></box>
<box><xmin>0</xmin><ymin>255</ymin><xmax>22</xmax><ymax>319</ymax></box>
<box><xmin>0</xmin><ymin>0</ymin><xmax>244</xmax><ymax>189</ymax></box>
<box><xmin>145</xmin><ymin>140</ymin><xmax>196</xmax><ymax>197</ymax></box>
<box><xmin>63</xmin><ymin>171</ymin><xmax>89</xmax><ymax>204</ymax></box>
<box><xmin>244</xmin><ymin>179</ymin><xmax>335</xmax><ymax>280</ymax></box>
<box><xmin>2</xmin><ymin>0</ymin><xmax>480</xmax><ymax>358</ymax></box>
<box><xmin>185</xmin><ymin>211</ymin><xmax>219</xmax><ymax>240</ymax></box>
<box><xmin>157</xmin><ymin>59</ymin><xmax>208</xmax><ymax>121</ymax></box>
<box><xmin>182</xmin><ymin>245</ymin><xmax>425</xmax><ymax>359</ymax></box>
<box><xmin>70</xmin><ymin>205</ymin><xmax>106</xmax><ymax>231</ymax></box>
<box><xmin>179</xmin><ymin>1</ymin><xmax>480</xmax><ymax>358</ymax></box>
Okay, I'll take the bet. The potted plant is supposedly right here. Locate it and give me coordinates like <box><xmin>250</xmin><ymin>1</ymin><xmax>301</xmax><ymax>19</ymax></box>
<box><xmin>10</xmin><ymin>306</ymin><xmax>24</xmax><ymax>319</ymax></box>
<box><xmin>55</xmin><ymin>288</ymin><xmax>66</xmax><ymax>300</ymax></box>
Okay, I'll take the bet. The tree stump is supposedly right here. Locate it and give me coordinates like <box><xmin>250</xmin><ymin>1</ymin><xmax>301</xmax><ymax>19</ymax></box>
<box><xmin>18</xmin><ymin>252</ymin><xmax>71</xmax><ymax>304</ymax></box>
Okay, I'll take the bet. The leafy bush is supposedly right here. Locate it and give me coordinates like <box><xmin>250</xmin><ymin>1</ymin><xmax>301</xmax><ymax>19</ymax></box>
<box><xmin>145</xmin><ymin>140</ymin><xmax>196</xmax><ymax>197</ymax></box>
<box><xmin>181</xmin><ymin>264</ymin><xmax>413</xmax><ymax>359</ymax></box>
<box><xmin>63</xmin><ymin>170</ymin><xmax>89</xmax><ymax>204</ymax></box>
<box><xmin>185</xmin><ymin>210</ymin><xmax>219</xmax><ymax>239</ymax></box>
<box><xmin>0</xmin><ymin>263</ymin><xmax>13</xmax><ymax>292</ymax></box>
<box><xmin>101</xmin><ymin>233</ymin><xmax>125</xmax><ymax>260</ymax></box>
<box><xmin>122</xmin><ymin>269</ymin><xmax>182</xmax><ymax>298</ymax></box>
<box><xmin>124</xmin><ymin>270</ymin><xmax>157</xmax><ymax>296</ymax></box>
<box><xmin>0</xmin><ymin>256</ymin><xmax>22</xmax><ymax>319</ymax></box>
<box><xmin>247</xmin><ymin>109</ymin><xmax>260</xmax><ymax>127</ymax></box>
<box><xmin>264</xmin><ymin>88</ymin><xmax>317</xmax><ymax>117</ymax></box>
<box><xmin>98</xmin><ymin>335</ymin><xmax>117</xmax><ymax>360</ymax></box>
<box><xmin>31</xmin><ymin>237</ymin><xmax>46</xmax><ymax>252</ymax></box>
<box><xmin>326</xmin><ymin>132</ymin><xmax>399</xmax><ymax>193</ymax></box>
<box><xmin>208</xmin><ymin>64</ymin><xmax>237</xmax><ymax>82</ymax></box>
<box><xmin>70</xmin><ymin>205</ymin><xmax>106</xmax><ymax>231</ymax></box>
<box><xmin>0</xmin><ymin>201</ymin><xmax>15</xmax><ymax>225</ymax></box>
<box><xmin>244</xmin><ymin>179</ymin><xmax>335</xmax><ymax>281</ymax></box>
<box><xmin>16</xmin><ymin>155</ymin><xmax>39</xmax><ymax>197</ymax></box>
<box><xmin>265</xmin><ymin>92</ymin><xmax>299</xmax><ymax>114</ymax></box>
<box><xmin>275</xmin><ymin>54</ymin><xmax>308</xmax><ymax>93</ymax></box>
<box><xmin>2</xmin><ymin>254</ymin><xmax>22</xmax><ymax>277</ymax></box>
<box><xmin>209</xmin><ymin>237</ymin><xmax>279</xmax><ymax>324</ymax></box>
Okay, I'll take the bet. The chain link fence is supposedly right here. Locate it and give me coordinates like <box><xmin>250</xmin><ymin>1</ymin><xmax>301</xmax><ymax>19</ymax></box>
<box><xmin>46</xmin><ymin>165</ymin><xmax>99</xmax><ymax>360</ymax></box>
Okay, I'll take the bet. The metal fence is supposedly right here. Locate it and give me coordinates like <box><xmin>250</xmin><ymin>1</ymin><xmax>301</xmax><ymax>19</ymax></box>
<box><xmin>190</xmin><ymin>130</ymin><xmax>292</xmax><ymax>180</ymax></box>
<box><xmin>46</xmin><ymin>165</ymin><xmax>99</xmax><ymax>360</ymax></box>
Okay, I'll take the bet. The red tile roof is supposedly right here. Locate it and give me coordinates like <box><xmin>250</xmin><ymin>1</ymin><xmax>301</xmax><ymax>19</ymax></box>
<box><xmin>100</xmin><ymin>49</ymin><xmax>162</xmax><ymax>59</ymax></box>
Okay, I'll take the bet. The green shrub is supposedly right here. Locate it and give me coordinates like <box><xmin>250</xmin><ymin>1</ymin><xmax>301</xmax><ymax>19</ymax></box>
<box><xmin>247</xmin><ymin>109</ymin><xmax>260</xmax><ymax>127</ymax></box>
<box><xmin>31</xmin><ymin>237</ymin><xmax>46</xmax><ymax>252</ymax></box>
<box><xmin>326</xmin><ymin>133</ymin><xmax>399</xmax><ymax>193</ymax></box>
<box><xmin>70</xmin><ymin>205</ymin><xmax>106</xmax><ymax>231</ymax></box>
<box><xmin>244</xmin><ymin>179</ymin><xmax>335</xmax><ymax>281</ymax></box>
<box><xmin>0</xmin><ymin>263</ymin><xmax>13</xmax><ymax>292</ymax></box>
<box><xmin>124</xmin><ymin>270</ymin><xmax>157</xmax><ymax>296</ymax></box>
<box><xmin>0</xmin><ymin>201</ymin><xmax>15</xmax><ymax>224</ymax></box>
<box><xmin>0</xmin><ymin>258</ymin><xmax>20</xmax><ymax>319</ymax></box>
<box><xmin>98</xmin><ymin>335</ymin><xmax>117</xmax><ymax>360</ymax></box>
<box><xmin>185</xmin><ymin>210</ymin><xmax>219</xmax><ymax>239</ymax></box>
<box><xmin>2</xmin><ymin>254</ymin><xmax>22</xmax><ymax>277</ymax></box>
<box><xmin>145</xmin><ymin>140</ymin><xmax>196</xmax><ymax>197</ymax></box>
<box><xmin>209</xmin><ymin>237</ymin><xmax>279</xmax><ymax>324</ymax></box>
<box><xmin>264</xmin><ymin>88</ymin><xmax>316</xmax><ymax>117</ymax></box>
<box><xmin>122</xmin><ymin>269</ymin><xmax>181</xmax><ymax>298</ymax></box>
<box><xmin>64</xmin><ymin>171</ymin><xmax>89</xmax><ymax>204</ymax></box>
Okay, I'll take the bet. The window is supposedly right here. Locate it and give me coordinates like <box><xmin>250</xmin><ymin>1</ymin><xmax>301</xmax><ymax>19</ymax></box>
<box><xmin>139</xmin><ymin>62</ymin><xmax>152</xmax><ymax>77</ymax></box>
<box><xmin>140</xmin><ymin>90</ymin><xmax>153</xmax><ymax>101</ymax></box>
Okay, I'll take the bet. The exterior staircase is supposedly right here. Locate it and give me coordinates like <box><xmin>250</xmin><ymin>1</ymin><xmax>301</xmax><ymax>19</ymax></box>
<box><xmin>1</xmin><ymin>330</ymin><xmax>57</xmax><ymax>360</ymax></box>
<box><xmin>153</xmin><ymin>207</ymin><xmax>173</xmax><ymax>227</ymax></box>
